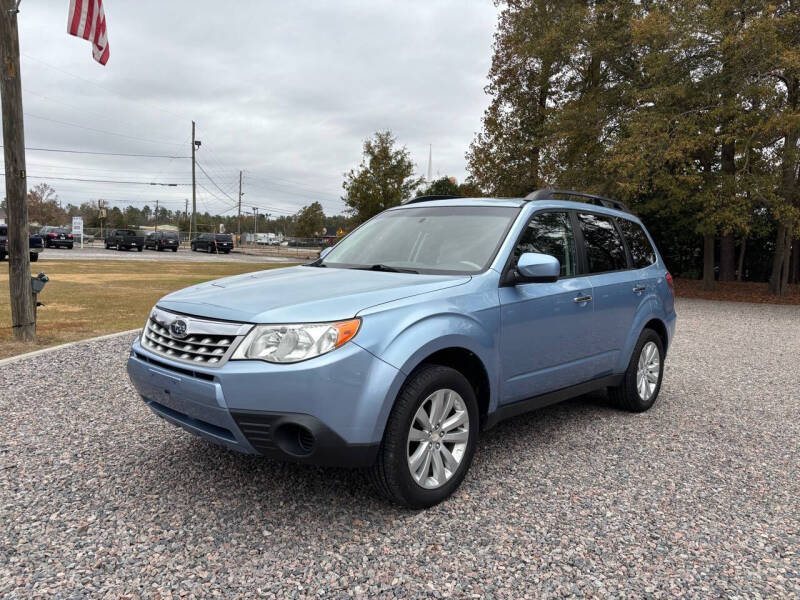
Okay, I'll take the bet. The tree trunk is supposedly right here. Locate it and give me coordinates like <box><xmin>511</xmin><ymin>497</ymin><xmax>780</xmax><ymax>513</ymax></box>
<box><xmin>719</xmin><ymin>233</ymin><xmax>735</xmax><ymax>281</ymax></box>
<box><xmin>736</xmin><ymin>237</ymin><xmax>746</xmax><ymax>282</ymax></box>
<box><xmin>791</xmin><ymin>238</ymin><xmax>800</xmax><ymax>285</ymax></box>
<box><xmin>702</xmin><ymin>234</ymin><xmax>715</xmax><ymax>291</ymax></box>
<box><xmin>769</xmin><ymin>224</ymin><xmax>791</xmax><ymax>296</ymax></box>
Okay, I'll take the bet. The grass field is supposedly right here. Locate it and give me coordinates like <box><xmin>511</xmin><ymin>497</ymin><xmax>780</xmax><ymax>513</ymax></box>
<box><xmin>0</xmin><ymin>260</ymin><xmax>292</xmax><ymax>360</ymax></box>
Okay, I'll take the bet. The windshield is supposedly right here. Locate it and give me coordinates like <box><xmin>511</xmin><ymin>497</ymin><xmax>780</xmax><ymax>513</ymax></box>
<box><xmin>320</xmin><ymin>205</ymin><xmax>518</xmax><ymax>274</ymax></box>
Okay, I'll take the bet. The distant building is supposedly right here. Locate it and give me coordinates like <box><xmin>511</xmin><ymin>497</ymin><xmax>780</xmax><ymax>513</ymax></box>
<box><xmin>0</xmin><ymin>207</ymin><xmax>6</xmax><ymax>225</ymax></box>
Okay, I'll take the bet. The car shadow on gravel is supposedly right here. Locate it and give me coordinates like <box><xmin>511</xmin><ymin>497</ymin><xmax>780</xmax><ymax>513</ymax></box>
<box><xmin>131</xmin><ymin>389</ymin><xmax>622</xmax><ymax>521</ymax></box>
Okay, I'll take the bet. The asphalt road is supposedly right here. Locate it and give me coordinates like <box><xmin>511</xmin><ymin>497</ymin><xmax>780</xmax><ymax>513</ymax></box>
<box><xmin>1</xmin><ymin>298</ymin><xmax>798</xmax><ymax>598</ymax></box>
<box><xmin>34</xmin><ymin>245</ymin><xmax>297</xmax><ymax>264</ymax></box>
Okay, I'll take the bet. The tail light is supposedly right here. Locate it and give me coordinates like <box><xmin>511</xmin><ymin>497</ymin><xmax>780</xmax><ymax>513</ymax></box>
<box><xmin>665</xmin><ymin>273</ymin><xmax>674</xmax><ymax>295</ymax></box>
<box><xmin>48</xmin><ymin>233</ymin><xmax>56</xmax><ymax>238</ymax></box>
<box><xmin>68</xmin><ymin>234</ymin><xmax>74</xmax><ymax>239</ymax></box>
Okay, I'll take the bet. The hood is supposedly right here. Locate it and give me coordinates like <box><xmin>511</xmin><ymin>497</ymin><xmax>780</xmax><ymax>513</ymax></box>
<box><xmin>157</xmin><ymin>265</ymin><xmax>470</xmax><ymax>323</ymax></box>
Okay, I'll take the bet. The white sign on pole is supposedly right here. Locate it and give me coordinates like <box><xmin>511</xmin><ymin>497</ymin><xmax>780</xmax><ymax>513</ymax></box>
<box><xmin>72</xmin><ymin>216</ymin><xmax>84</xmax><ymax>248</ymax></box>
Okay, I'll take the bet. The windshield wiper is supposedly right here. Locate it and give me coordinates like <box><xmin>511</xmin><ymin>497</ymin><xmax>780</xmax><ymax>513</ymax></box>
<box><xmin>355</xmin><ymin>264</ymin><xmax>419</xmax><ymax>274</ymax></box>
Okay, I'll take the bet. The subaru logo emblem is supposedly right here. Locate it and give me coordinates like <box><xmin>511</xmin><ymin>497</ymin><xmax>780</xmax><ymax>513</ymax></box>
<box><xmin>170</xmin><ymin>319</ymin><xmax>188</xmax><ymax>339</ymax></box>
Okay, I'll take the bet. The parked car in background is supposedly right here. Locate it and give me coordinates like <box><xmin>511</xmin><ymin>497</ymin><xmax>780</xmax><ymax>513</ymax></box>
<box><xmin>105</xmin><ymin>229</ymin><xmax>144</xmax><ymax>251</ymax></box>
<box><xmin>191</xmin><ymin>233</ymin><xmax>233</xmax><ymax>253</ymax></box>
<box><xmin>127</xmin><ymin>189</ymin><xmax>676</xmax><ymax>508</ymax></box>
<box><xmin>39</xmin><ymin>226</ymin><xmax>74</xmax><ymax>249</ymax></box>
<box><xmin>0</xmin><ymin>224</ymin><xmax>44</xmax><ymax>262</ymax></box>
<box><xmin>145</xmin><ymin>230</ymin><xmax>180</xmax><ymax>252</ymax></box>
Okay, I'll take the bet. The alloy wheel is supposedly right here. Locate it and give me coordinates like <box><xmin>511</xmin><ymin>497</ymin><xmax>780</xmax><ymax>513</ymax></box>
<box><xmin>636</xmin><ymin>341</ymin><xmax>660</xmax><ymax>401</ymax></box>
<box><xmin>406</xmin><ymin>388</ymin><xmax>469</xmax><ymax>489</ymax></box>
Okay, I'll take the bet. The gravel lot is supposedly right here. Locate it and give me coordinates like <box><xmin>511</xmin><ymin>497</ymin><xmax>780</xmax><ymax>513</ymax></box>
<box><xmin>35</xmin><ymin>246</ymin><xmax>296</xmax><ymax>264</ymax></box>
<box><xmin>1</xmin><ymin>298</ymin><xmax>798</xmax><ymax>598</ymax></box>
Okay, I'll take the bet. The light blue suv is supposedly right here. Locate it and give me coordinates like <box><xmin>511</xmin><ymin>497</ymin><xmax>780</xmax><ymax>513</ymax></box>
<box><xmin>127</xmin><ymin>189</ymin><xmax>676</xmax><ymax>508</ymax></box>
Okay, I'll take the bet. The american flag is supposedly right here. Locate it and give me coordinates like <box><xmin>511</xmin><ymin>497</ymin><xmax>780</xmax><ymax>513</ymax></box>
<box><xmin>67</xmin><ymin>0</ymin><xmax>110</xmax><ymax>65</ymax></box>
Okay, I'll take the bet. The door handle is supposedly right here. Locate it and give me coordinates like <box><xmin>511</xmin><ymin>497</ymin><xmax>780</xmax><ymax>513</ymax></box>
<box><xmin>632</xmin><ymin>285</ymin><xmax>646</xmax><ymax>293</ymax></box>
<box><xmin>573</xmin><ymin>295</ymin><xmax>592</xmax><ymax>303</ymax></box>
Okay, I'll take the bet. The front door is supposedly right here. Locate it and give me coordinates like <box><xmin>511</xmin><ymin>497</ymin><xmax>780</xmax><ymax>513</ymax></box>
<box><xmin>498</xmin><ymin>211</ymin><xmax>595</xmax><ymax>404</ymax></box>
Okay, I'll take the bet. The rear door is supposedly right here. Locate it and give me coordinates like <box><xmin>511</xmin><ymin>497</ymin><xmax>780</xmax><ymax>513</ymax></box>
<box><xmin>574</xmin><ymin>212</ymin><xmax>639</xmax><ymax>374</ymax></box>
<box><xmin>616</xmin><ymin>217</ymin><xmax>660</xmax><ymax>293</ymax></box>
<box><xmin>498</xmin><ymin>211</ymin><xmax>595</xmax><ymax>402</ymax></box>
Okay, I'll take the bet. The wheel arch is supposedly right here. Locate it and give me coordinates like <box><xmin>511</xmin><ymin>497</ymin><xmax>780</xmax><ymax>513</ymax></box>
<box><xmin>617</xmin><ymin>307</ymin><xmax>670</xmax><ymax>374</ymax></box>
<box><xmin>408</xmin><ymin>346</ymin><xmax>492</xmax><ymax>426</ymax></box>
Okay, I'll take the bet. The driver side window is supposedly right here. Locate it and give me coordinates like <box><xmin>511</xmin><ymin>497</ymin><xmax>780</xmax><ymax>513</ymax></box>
<box><xmin>512</xmin><ymin>211</ymin><xmax>577</xmax><ymax>277</ymax></box>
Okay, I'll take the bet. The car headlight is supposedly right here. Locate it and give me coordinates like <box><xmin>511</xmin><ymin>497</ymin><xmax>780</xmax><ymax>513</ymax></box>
<box><xmin>231</xmin><ymin>319</ymin><xmax>361</xmax><ymax>363</ymax></box>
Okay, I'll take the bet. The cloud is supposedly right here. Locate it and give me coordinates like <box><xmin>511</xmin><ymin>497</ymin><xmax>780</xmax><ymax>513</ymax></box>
<box><xmin>8</xmin><ymin>0</ymin><xmax>497</xmax><ymax>216</ymax></box>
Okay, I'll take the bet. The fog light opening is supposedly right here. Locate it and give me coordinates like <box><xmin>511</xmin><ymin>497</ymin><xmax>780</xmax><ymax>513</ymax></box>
<box><xmin>273</xmin><ymin>423</ymin><xmax>315</xmax><ymax>457</ymax></box>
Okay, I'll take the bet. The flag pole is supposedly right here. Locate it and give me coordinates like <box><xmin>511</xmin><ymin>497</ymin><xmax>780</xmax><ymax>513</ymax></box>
<box><xmin>0</xmin><ymin>0</ymin><xmax>36</xmax><ymax>341</ymax></box>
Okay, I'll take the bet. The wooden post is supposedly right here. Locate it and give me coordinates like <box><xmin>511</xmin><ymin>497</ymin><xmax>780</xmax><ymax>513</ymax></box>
<box><xmin>0</xmin><ymin>0</ymin><xmax>36</xmax><ymax>341</ymax></box>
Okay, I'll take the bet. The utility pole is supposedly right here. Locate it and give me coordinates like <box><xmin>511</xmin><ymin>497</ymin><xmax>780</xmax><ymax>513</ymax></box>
<box><xmin>190</xmin><ymin>120</ymin><xmax>201</xmax><ymax>242</ymax></box>
<box><xmin>154</xmin><ymin>198</ymin><xmax>159</xmax><ymax>232</ymax></box>
<box><xmin>0</xmin><ymin>0</ymin><xmax>36</xmax><ymax>341</ymax></box>
<box><xmin>253</xmin><ymin>207</ymin><xmax>258</xmax><ymax>239</ymax></box>
<box><xmin>237</xmin><ymin>170</ymin><xmax>243</xmax><ymax>241</ymax></box>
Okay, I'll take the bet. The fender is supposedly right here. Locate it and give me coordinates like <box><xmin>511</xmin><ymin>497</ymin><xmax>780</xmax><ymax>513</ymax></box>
<box><xmin>615</xmin><ymin>293</ymin><xmax>666</xmax><ymax>373</ymax></box>
<box><xmin>354</xmin><ymin>308</ymin><xmax>501</xmax><ymax>441</ymax></box>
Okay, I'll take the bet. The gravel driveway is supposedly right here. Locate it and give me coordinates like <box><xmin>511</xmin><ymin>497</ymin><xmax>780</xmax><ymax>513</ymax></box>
<box><xmin>2</xmin><ymin>298</ymin><xmax>798</xmax><ymax>598</ymax></box>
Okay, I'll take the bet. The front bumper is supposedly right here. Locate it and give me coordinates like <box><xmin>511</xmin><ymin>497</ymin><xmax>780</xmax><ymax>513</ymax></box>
<box><xmin>126</xmin><ymin>337</ymin><xmax>401</xmax><ymax>467</ymax></box>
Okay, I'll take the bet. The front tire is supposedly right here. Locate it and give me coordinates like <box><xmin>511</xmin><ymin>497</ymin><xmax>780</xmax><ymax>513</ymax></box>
<box><xmin>608</xmin><ymin>328</ymin><xmax>664</xmax><ymax>412</ymax></box>
<box><xmin>369</xmin><ymin>365</ymin><xmax>478</xmax><ymax>509</ymax></box>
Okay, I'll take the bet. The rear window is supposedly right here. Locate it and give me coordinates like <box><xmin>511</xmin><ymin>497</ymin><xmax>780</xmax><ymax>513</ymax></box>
<box><xmin>617</xmin><ymin>218</ymin><xmax>656</xmax><ymax>269</ymax></box>
<box><xmin>215</xmin><ymin>234</ymin><xmax>232</xmax><ymax>241</ymax></box>
<box><xmin>54</xmin><ymin>228</ymin><xmax>69</xmax><ymax>234</ymax></box>
<box><xmin>163</xmin><ymin>232</ymin><xmax>179</xmax><ymax>239</ymax></box>
<box><xmin>577</xmin><ymin>213</ymin><xmax>628</xmax><ymax>273</ymax></box>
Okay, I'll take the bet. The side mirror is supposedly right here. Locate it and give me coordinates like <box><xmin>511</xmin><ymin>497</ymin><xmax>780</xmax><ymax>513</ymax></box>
<box><xmin>515</xmin><ymin>252</ymin><xmax>560</xmax><ymax>283</ymax></box>
<box><xmin>319</xmin><ymin>246</ymin><xmax>332</xmax><ymax>259</ymax></box>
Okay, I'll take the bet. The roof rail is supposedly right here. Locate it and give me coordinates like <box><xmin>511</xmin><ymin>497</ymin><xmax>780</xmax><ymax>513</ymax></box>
<box><xmin>525</xmin><ymin>188</ymin><xmax>630</xmax><ymax>213</ymax></box>
<box><xmin>402</xmin><ymin>194</ymin><xmax>464</xmax><ymax>205</ymax></box>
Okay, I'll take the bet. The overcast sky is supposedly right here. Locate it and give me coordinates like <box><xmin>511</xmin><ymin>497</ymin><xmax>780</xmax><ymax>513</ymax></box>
<box><xmin>8</xmin><ymin>1</ymin><xmax>498</xmax><ymax>218</ymax></box>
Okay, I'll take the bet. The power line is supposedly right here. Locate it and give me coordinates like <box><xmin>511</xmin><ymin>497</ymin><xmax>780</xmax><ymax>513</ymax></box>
<box><xmin>0</xmin><ymin>145</ymin><xmax>189</xmax><ymax>158</ymax></box>
<box><xmin>195</xmin><ymin>160</ymin><xmax>237</xmax><ymax>202</ymax></box>
<box><xmin>0</xmin><ymin>173</ymin><xmax>189</xmax><ymax>186</ymax></box>
<box><xmin>21</xmin><ymin>53</ymin><xmax>185</xmax><ymax>121</ymax></box>
<box><xmin>26</xmin><ymin>113</ymin><xmax>184</xmax><ymax>146</ymax></box>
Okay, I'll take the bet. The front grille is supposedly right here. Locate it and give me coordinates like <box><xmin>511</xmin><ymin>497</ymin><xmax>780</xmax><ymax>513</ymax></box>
<box><xmin>140</xmin><ymin>307</ymin><xmax>252</xmax><ymax>367</ymax></box>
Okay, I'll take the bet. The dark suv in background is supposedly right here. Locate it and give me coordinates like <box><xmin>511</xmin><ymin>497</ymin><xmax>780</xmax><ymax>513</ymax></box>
<box><xmin>191</xmin><ymin>233</ymin><xmax>233</xmax><ymax>253</ymax></box>
<box><xmin>39</xmin><ymin>226</ymin><xmax>74</xmax><ymax>249</ymax></box>
<box><xmin>145</xmin><ymin>231</ymin><xmax>180</xmax><ymax>252</ymax></box>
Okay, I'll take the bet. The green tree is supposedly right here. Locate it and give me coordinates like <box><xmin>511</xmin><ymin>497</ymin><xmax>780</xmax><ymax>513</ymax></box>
<box><xmin>295</xmin><ymin>201</ymin><xmax>325</xmax><ymax>237</ymax></box>
<box><xmin>466</xmin><ymin>1</ymin><xmax>585</xmax><ymax>196</ymax></box>
<box><xmin>342</xmin><ymin>131</ymin><xmax>423</xmax><ymax>224</ymax></box>
<box><xmin>417</xmin><ymin>176</ymin><xmax>461</xmax><ymax>197</ymax></box>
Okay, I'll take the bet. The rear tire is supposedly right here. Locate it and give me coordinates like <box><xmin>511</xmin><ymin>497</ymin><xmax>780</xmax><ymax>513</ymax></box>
<box><xmin>172</xmin><ymin>248</ymin><xmax>178</xmax><ymax>252</ymax></box>
<box><xmin>608</xmin><ymin>328</ymin><xmax>664</xmax><ymax>412</ymax></box>
<box><xmin>137</xmin><ymin>247</ymin><xmax>143</xmax><ymax>252</ymax></box>
<box><xmin>369</xmin><ymin>364</ymin><xmax>478</xmax><ymax>509</ymax></box>
<box><xmin>30</xmin><ymin>253</ymin><xmax>39</xmax><ymax>262</ymax></box>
